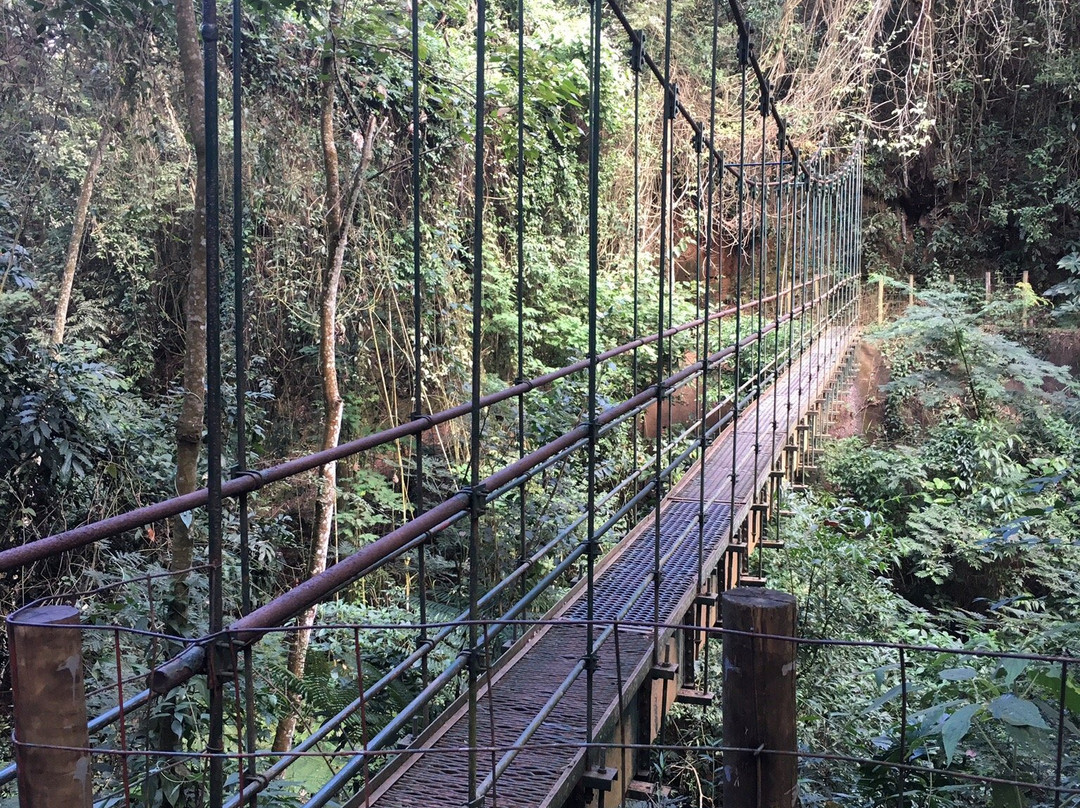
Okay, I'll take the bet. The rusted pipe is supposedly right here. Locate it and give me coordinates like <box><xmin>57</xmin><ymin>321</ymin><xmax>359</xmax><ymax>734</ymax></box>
<box><xmin>0</xmin><ymin>286</ymin><xmax>818</xmax><ymax>575</ymax></box>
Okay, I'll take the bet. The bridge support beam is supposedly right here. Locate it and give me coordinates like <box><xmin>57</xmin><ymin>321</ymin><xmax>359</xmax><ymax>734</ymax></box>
<box><xmin>722</xmin><ymin>588</ymin><xmax>798</xmax><ymax>808</ymax></box>
<box><xmin>7</xmin><ymin>605</ymin><xmax>93</xmax><ymax>808</ymax></box>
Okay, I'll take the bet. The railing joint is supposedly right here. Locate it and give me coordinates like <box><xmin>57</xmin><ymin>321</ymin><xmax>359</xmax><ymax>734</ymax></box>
<box><xmin>230</xmin><ymin>466</ymin><xmax>264</xmax><ymax>485</ymax></box>
<box><xmin>664</xmin><ymin>81</ymin><xmax>678</xmax><ymax>120</ymax></box>
<box><xmin>410</xmin><ymin>411</ymin><xmax>436</xmax><ymax>430</ymax></box>
<box><xmin>629</xmin><ymin>29</ymin><xmax>645</xmax><ymax>74</ymax></box>
<box><xmin>461</xmin><ymin>483</ymin><xmax>488</xmax><ymax>516</ymax></box>
<box><xmin>582</xmin><ymin>652</ymin><xmax>600</xmax><ymax>673</ymax></box>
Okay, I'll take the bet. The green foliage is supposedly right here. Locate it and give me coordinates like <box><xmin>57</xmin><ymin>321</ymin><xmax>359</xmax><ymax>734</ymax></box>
<box><xmin>872</xmin><ymin>283</ymin><xmax>1075</xmax><ymax>420</ymax></box>
<box><xmin>1045</xmin><ymin>252</ymin><xmax>1080</xmax><ymax>325</ymax></box>
<box><xmin>0</xmin><ymin>334</ymin><xmax>172</xmax><ymax>550</ymax></box>
<box><xmin>821</xmin><ymin>437</ymin><xmax>921</xmax><ymax>518</ymax></box>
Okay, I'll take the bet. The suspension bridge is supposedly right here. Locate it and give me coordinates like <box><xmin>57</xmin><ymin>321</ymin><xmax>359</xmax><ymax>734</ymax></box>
<box><xmin>0</xmin><ymin>0</ymin><xmax>870</xmax><ymax>806</ymax></box>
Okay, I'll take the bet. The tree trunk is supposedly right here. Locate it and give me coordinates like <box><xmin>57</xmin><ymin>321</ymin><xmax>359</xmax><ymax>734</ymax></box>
<box><xmin>51</xmin><ymin>121</ymin><xmax>110</xmax><ymax>348</ymax></box>
<box><xmin>170</xmin><ymin>0</ymin><xmax>208</xmax><ymax>628</ymax></box>
<box><xmin>272</xmin><ymin>0</ymin><xmax>377</xmax><ymax>752</ymax></box>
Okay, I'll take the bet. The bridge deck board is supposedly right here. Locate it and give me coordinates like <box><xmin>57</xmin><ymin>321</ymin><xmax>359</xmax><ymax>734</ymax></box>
<box><xmin>360</xmin><ymin>329</ymin><xmax>853</xmax><ymax>808</ymax></box>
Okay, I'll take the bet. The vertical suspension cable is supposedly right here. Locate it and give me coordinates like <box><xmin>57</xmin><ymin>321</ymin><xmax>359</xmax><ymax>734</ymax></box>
<box><xmin>693</xmin><ymin>131</ymin><xmax>704</xmax><ymax>575</ymax></box>
<box><xmin>785</xmin><ymin>153</ymin><xmax>798</xmax><ymax>495</ymax></box>
<box><xmin>852</xmin><ymin>157</ymin><xmax>858</xmax><ymax>322</ymax></box>
<box><xmin>199</xmin><ymin>0</ymin><xmax>225</xmax><ymax>804</ymax></box>
<box><xmin>467</xmin><ymin>0</ymin><xmax>487</xmax><ymax>801</ymax></box>
<box><xmin>751</xmin><ymin>96</ymin><xmax>766</xmax><ymax>539</ymax></box>
<box><xmin>808</xmin><ymin>179</ymin><xmax>819</xmax><ymax>401</ymax></box>
<box><xmin>832</xmin><ymin>178</ymin><xmax>839</xmax><ymax>358</ymax></box>
<box><xmin>844</xmin><ymin>163</ymin><xmax>853</xmax><ymax>331</ymax></box>
<box><xmin>857</xmin><ymin>141</ymin><xmax>864</xmax><ymax>323</ymax></box>
<box><xmin>694</xmin><ymin>140</ymin><xmax>702</xmax><ymax>428</ymax></box>
<box><xmin>630</xmin><ymin>30</ymin><xmax>643</xmax><ymax>524</ymax></box>
<box><xmin>698</xmin><ymin>0</ymin><xmax>720</xmax><ymax>695</ymax></box>
<box><xmin>653</xmin><ymin>0</ymin><xmax>674</xmax><ymax>667</ymax></box>
<box><xmin>727</xmin><ymin>31</ymin><xmax>748</xmax><ymax>550</ymax></box>
<box><xmin>770</xmin><ymin>139</ymin><xmax>784</xmax><ymax>559</ymax></box>
<box><xmin>826</xmin><ymin>182</ymin><xmax>835</xmax><ymax>361</ymax></box>
<box><xmin>796</xmin><ymin>174</ymin><xmax>808</xmax><ymax>465</ymax></box>
<box><xmin>664</xmin><ymin>89</ymin><xmax>676</xmax><ymax>471</ymax></box>
<box><xmin>584</xmin><ymin>0</ymin><xmax>602</xmax><ymax>771</ymax></box>
<box><xmin>515</xmin><ymin>0</ymin><xmax>528</xmax><ymax>638</ymax></box>
<box><xmin>771</xmin><ymin>148</ymin><xmax>783</xmax><ymax>439</ymax></box>
<box><xmin>410</xmin><ymin>0</ymin><xmax>430</xmax><ymax>726</ymax></box>
<box><xmin>230</xmin><ymin>2</ymin><xmax>257</xmax><ymax>800</ymax></box>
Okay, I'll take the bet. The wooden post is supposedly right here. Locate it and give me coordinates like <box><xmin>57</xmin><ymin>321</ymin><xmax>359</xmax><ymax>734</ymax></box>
<box><xmin>985</xmin><ymin>270</ymin><xmax>992</xmax><ymax>301</ymax></box>
<box><xmin>7</xmin><ymin>605</ymin><xmax>92</xmax><ymax>808</ymax></box>
<box><xmin>949</xmin><ymin>273</ymin><xmax>955</xmax><ymax>285</ymax></box>
<box><xmin>722</xmin><ymin>588</ymin><xmax>797</xmax><ymax>808</ymax></box>
<box><xmin>1022</xmin><ymin>270</ymin><xmax>1029</xmax><ymax>328</ymax></box>
<box><xmin>876</xmin><ymin>275</ymin><xmax>884</xmax><ymax>324</ymax></box>
<box><xmin>908</xmin><ymin>273</ymin><xmax>915</xmax><ymax>306</ymax></box>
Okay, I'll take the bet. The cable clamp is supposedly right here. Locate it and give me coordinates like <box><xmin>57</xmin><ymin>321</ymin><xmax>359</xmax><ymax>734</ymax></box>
<box><xmin>585</xmin><ymin>418</ymin><xmax>600</xmax><ymax>443</ymax></box>
<box><xmin>459</xmin><ymin>648</ymin><xmax>482</xmax><ymax>677</ymax></box>
<box><xmin>630</xmin><ymin>29</ymin><xmax>646</xmax><ymax>73</ymax></box>
<box><xmin>201</xmin><ymin>22</ymin><xmax>219</xmax><ymax>42</ymax></box>
<box><xmin>583</xmin><ymin>652</ymin><xmax>600</xmax><ymax>673</ymax></box>
<box><xmin>462</xmin><ymin>483</ymin><xmax>488</xmax><ymax>516</ymax></box>
<box><xmin>411</xmin><ymin>411</ymin><xmax>436</xmax><ymax>430</ymax></box>
<box><xmin>230</xmin><ymin>466</ymin><xmax>265</xmax><ymax>486</ymax></box>
<box><xmin>737</xmin><ymin>30</ymin><xmax>750</xmax><ymax>66</ymax></box>
<box><xmin>586</xmin><ymin>539</ymin><xmax>602</xmax><ymax>558</ymax></box>
<box><xmin>664</xmin><ymin>82</ymin><xmax>679</xmax><ymax>121</ymax></box>
<box><xmin>209</xmin><ymin>637</ymin><xmax>237</xmax><ymax>685</ymax></box>
<box><xmin>691</xmin><ymin>124</ymin><xmax>704</xmax><ymax>154</ymax></box>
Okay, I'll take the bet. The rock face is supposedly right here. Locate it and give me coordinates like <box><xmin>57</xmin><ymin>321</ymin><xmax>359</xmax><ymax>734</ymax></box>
<box><xmin>1028</xmin><ymin>327</ymin><xmax>1080</xmax><ymax>382</ymax></box>
<box><xmin>827</xmin><ymin>341</ymin><xmax>890</xmax><ymax>440</ymax></box>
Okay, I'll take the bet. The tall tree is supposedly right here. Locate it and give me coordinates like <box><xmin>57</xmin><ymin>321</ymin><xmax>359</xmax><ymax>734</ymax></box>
<box><xmin>169</xmin><ymin>0</ymin><xmax>208</xmax><ymax>623</ymax></box>
<box><xmin>51</xmin><ymin>113</ymin><xmax>112</xmax><ymax>348</ymax></box>
<box><xmin>272</xmin><ymin>0</ymin><xmax>378</xmax><ymax>751</ymax></box>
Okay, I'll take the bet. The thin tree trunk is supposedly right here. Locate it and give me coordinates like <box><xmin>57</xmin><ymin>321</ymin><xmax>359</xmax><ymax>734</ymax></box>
<box><xmin>272</xmin><ymin>0</ymin><xmax>377</xmax><ymax>751</ymax></box>
<box><xmin>170</xmin><ymin>0</ymin><xmax>208</xmax><ymax>627</ymax></box>
<box><xmin>51</xmin><ymin>120</ymin><xmax>110</xmax><ymax>347</ymax></box>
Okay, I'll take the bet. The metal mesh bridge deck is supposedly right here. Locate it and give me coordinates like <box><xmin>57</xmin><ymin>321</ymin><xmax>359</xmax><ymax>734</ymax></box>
<box><xmin>361</xmin><ymin>329</ymin><xmax>854</xmax><ymax>808</ymax></box>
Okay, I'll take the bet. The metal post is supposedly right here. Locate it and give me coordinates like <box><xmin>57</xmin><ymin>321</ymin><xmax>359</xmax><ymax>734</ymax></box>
<box><xmin>7</xmin><ymin>605</ymin><xmax>92</xmax><ymax>808</ymax></box>
<box><xmin>721</xmin><ymin>588</ymin><xmax>797</xmax><ymax>808</ymax></box>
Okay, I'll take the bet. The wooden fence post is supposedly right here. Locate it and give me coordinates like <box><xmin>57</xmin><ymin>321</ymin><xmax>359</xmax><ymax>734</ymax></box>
<box><xmin>877</xmin><ymin>276</ymin><xmax>884</xmax><ymax>324</ymax></box>
<box><xmin>985</xmin><ymin>270</ymin><xmax>992</xmax><ymax>301</ymax></box>
<box><xmin>908</xmin><ymin>273</ymin><xmax>915</xmax><ymax>306</ymax></box>
<box><xmin>1022</xmin><ymin>270</ymin><xmax>1030</xmax><ymax>328</ymax></box>
<box><xmin>722</xmin><ymin>588</ymin><xmax>798</xmax><ymax>808</ymax></box>
<box><xmin>7</xmin><ymin>605</ymin><xmax>92</xmax><ymax>808</ymax></box>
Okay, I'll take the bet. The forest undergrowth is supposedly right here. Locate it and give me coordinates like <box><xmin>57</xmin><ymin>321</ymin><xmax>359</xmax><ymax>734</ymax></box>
<box><xmin>2</xmin><ymin>0</ymin><xmax>1080</xmax><ymax>803</ymax></box>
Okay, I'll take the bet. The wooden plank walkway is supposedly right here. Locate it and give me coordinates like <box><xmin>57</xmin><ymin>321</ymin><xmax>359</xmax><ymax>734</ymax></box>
<box><xmin>358</xmin><ymin>328</ymin><xmax>855</xmax><ymax>808</ymax></box>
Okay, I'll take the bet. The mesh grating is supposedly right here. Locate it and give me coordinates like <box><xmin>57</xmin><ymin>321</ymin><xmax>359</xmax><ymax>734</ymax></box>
<box><xmin>368</xmin><ymin>334</ymin><xmax>854</xmax><ymax>808</ymax></box>
<box><xmin>370</xmin><ymin>502</ymin><xmax>726</xmax><ymax>808</ymax></box>
<box><xmin>370</xmin><ymin>625</ymin><xmax>654</xmax><ymax>808</ymax></box>
<box><xmin>564</xmin><ymin>501</ymin><xmax>729</xmax><ymax>629</ymax></box>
